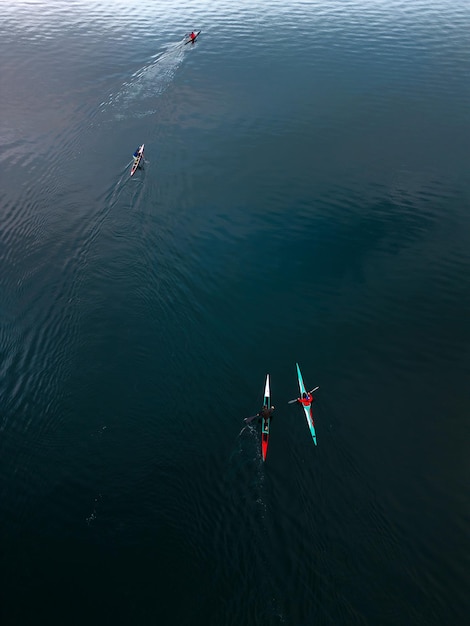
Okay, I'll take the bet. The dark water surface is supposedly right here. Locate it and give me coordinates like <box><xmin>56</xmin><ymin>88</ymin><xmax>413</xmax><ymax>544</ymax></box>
<box><xmin>1</xmin><ymin>1</ymin><xmax>469</xmax><ymax>624</ymax></box>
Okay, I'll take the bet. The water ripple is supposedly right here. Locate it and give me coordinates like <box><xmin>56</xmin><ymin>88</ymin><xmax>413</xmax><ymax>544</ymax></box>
<box><xmin>1</xmin><ymin>1</ymin><xmax>469</xmax><ymax>624</ymax></box>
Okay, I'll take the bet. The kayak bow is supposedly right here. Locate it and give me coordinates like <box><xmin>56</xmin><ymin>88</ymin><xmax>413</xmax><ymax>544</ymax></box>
<box><xmin>296</xmin><ymin>363</ymin><xmax>317</xmax><ymax>445</ymax></box>
<box><xmin>261</xmin><ymin>374</ymin><xmax>271</xmax><ymax>461</ymax></box>
<box><xmin>131</xmin><ymin>144</ymin><xmax>144</xmax><ymax>176</ymax></box>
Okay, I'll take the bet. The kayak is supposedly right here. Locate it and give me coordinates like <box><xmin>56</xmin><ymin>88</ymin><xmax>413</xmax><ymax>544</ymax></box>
<box><xmin>296</xmin><ymin>363</ymin><xmax>317</xmax><ymax>445</ymax></box>
<box><xmin>261</xmin><ymin>374</ymin><xmax>271</xmax><ymax>461</ymax></box>
<box><xmin>130</xmin><ymin>144</ymin><xmax>144</xmax><ymax>176</ymax></box>
<box><xmin>185</xmin><ymin>30</ymin><xmax>201</xmax><ymax>45</ymax></box>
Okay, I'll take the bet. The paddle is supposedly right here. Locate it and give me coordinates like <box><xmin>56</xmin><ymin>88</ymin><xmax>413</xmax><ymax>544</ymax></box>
<box><xmin>244</xmin><ymin>414</ymin><xmax>259</xmax><ymax>424</ymax></box>
<box><xmin>287</xmin><ymin>386</ymin><xmax>320</xmax><ymax>404</ymax></box>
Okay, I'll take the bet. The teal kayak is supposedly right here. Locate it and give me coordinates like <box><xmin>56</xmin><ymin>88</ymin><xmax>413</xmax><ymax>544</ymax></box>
<box><xmin>296</xmin><ymin>363</ymin><xmax>317</xmax><ymax>445</ymax></box>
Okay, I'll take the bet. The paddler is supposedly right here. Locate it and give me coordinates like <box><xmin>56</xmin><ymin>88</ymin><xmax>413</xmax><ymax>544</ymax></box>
<box><xmin>132</xmin><ymin>146</ymin><xmax>143</xmax><ymax>170</ymax></box>
<box><xmin>189</xmin><ymin>31</ymin><xmax>197</xmax><ymax>42</ymax></box>
<box><xmin>297</xmin><ymin>391</ymin><xmax>315</xmax><ymax>407</ymax></box>
<box><xmin>258</xmin><ymin>404</ymin><xmax>275</xmax><ymax>427</ymax></box>
<box><xmin>243</xmin><ymin>404</ymin><xmax>274</xmax><ymax>425</ymax></box>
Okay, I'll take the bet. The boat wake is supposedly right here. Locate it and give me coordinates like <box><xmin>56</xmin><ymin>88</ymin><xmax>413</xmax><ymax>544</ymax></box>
<box><xmin>86</xmin><ymin>494</ymin><xmax>102</xmax><ymax>526</ymax></box>
<box><xmin>100</xmin><ymin>38</ymin><xmax>187</xmax><ymax>119</ymax></box>
<box><xmin>234</xmin><ymin>422</ymin><xmax>268</xmax><ymax>509</ymax></box>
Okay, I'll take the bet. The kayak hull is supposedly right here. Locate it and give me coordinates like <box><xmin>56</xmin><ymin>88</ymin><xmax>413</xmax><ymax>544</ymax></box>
<box><xmin>131</xmin><ymin>144</ymin><xmax>144</xmax><ymax>176</ymax></box>
<box><xmin>261</xmin><ymin>374</ymin><xmax>271</xmax><ymax>461</ymax></box>
<box><xmin>296</xmin><ymin>363</ymin><xmax>317</xmax><ymax>445</ymax></box>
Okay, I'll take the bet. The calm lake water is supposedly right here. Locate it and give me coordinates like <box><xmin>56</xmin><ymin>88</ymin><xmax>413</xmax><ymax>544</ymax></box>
<box><xmin>0</xmin><ymin>1</ymin><xmax>469</xmax><ymax>624</ymax></box>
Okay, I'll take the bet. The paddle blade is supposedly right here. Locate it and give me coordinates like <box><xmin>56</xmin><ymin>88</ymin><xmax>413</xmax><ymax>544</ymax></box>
<box><xmin>244</xmin><ymin>415</ymin><xmax>258</xmax><ymax>424</ymax></box>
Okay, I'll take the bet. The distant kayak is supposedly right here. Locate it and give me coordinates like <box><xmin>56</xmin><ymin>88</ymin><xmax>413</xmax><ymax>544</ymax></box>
<box><xmin>185</xmin><ymin>31</ymin><xmax>201</xmax><ymax>45</ymax></box>
<box><xmin>130</xmin><ymin>144</ymin><xmax>144</xmax><ymax>176</ymax></box>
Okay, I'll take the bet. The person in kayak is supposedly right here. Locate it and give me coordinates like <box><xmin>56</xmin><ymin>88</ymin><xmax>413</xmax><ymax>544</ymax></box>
<box><xmin>132</xmin><ymin>146</ymin><xmax>144</xmax><ymax>171</ymax></box>
<box><xmin>243</xmin><ymin>404</ymin><xmax>274</xmax><ymax>425</ymax></box>
<box><xmin>298</xmin><ymin>391</ymin><xmax>315</xmax><ymax>407</ymax></box>
<box><xmin>189</xmin><ymin>31</ymin><xmax>197</xmax><ymax>42</ymax></box>
<box><xmin>258</xmin><ymin>404</ymin><xmax>274</xmax><ymax>426</ymax></box>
